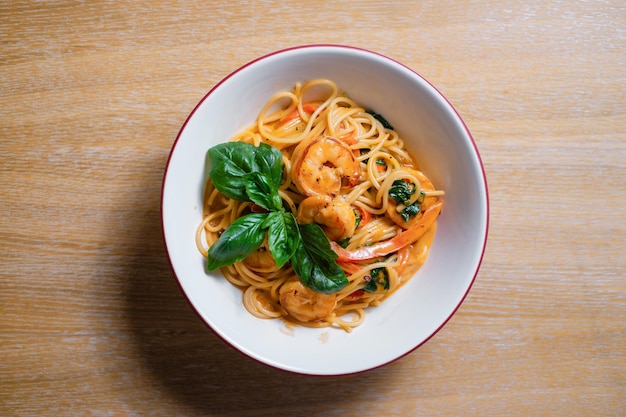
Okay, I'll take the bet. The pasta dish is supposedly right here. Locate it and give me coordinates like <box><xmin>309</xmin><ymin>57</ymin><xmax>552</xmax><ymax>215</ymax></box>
<box><xmin>196</xmin><ymin>79</ymin><xmax>444</xmax><ymax>332</ymax></box>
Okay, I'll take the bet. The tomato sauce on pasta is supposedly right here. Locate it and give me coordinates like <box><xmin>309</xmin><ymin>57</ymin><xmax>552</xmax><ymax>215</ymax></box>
<box><xmin>196</xmin><ymin>79</ymin><xmax>444</xmax><ymax>332</ymax></box>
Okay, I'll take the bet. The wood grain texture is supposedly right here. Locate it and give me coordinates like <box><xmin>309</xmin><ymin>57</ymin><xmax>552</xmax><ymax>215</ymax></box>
<box><xmin>1</xmin><ymin>1</ymin><xmax>624</xmax><ymax>416</ymax></box>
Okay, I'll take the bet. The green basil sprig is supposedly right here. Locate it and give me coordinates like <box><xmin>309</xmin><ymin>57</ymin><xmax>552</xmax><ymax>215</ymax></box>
<box><xmin>205</xmin><ymin>142</ymin><xmax>348</xmax><ymax>294</ymax></box>
<box><xmin>292</xmin><ymin>224</ymin><xmax>348</xmax><ymax>294</ymax></box>
<box><xmin>208</xmin><ymin>142</ymin><xmax>283</xmax><ymax>211</ymax></box>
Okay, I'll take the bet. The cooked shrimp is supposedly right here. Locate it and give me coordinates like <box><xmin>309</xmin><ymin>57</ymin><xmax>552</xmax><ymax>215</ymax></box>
<box><xmin>297</xmin><ymin>195</ymin><xmax>357</xmax><ymax>241</ymax></box>
<box><xmin>279</xmin><ymin>277</ymin><xmax>337</xmax><ymax>322</ymax></box>
<box><xmin>332</xmin><ymin>199</ymin><xmax>444</xmax><ymax>262</ymax></box>
<box><xmin>293</xmin><ymin>136</ymin><xmax>362</xmax><ymax>196</ymax></box>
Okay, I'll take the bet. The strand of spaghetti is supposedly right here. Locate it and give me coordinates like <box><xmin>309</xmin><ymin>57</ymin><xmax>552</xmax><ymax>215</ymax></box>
<box><xmin>328</xmin><ymin>309</ymin><xmax>365</xmax><ymax>331</ymax></box>
<box><xmin>258</xmin><ymin>91</ymin><xmax>299</xmax><ymax>125</ymax></box>
<box><xmin>332</xmin><ymin>199</ymin><xmax>444</xmax><ymax>262</ymax></box>
<box><xmin>352</xmin><ymin>193</ymin><xmax>388</xmax><ymax>216</ymax></box>
<box><xmin>203</xmin><ymin>204</ymin><xmax>235</xmax><ymax>232</ymax></box>
<box><xmin>243</xmin><ymin>287</ymin><xmax>282</xmax><ymax>318</ymax></box>
<box><xmin>205</xmin><ymin>183</ymin><xmax>222</xmax><ymax>207</ymax></box>
<box><xmin>353</xmin><ymin>113</ymin><xmax>380</xmax><ymax>140</ymax></box>
<box><xmin>232</xmin><ymin>130</ymin><xmax>263</xmax><ymax>146</ymax></box>
<box><xmin>195</xmin><ymin>218</ymin><xmax>210</xmax><ymax>257</ymax></box>
<box><xmin>196</xmin><ymin>198</ymin><xmax>238</xmax><ymax>255</ymax></box>
<box><xmin>278</xmin><ymin>189</ymin><xmax>298</xmax><ymax>215</ymax></box>
<box><xmin>343</xmin><ymin>180</ymin><xmax>373</xmax><ymax>204</ymax></box>
<box><xmin>348</xmin><ymin>217</ymin><xmax>400</xmax><ymax>250</ymax></box>
<box><xmin>423</xmin><ymin>189</ymin><xmax>446</xmax><ymax>197</ymax></box>
<box><xmin>326</xmin><ymin>100</ymin><xmax>361</xmax><ymax>137</ymax></box>
<box><xmin>357</xmin><ymin>130</ymin><xmax>389</xmax><ymax>162</ymax></box>
<box><xmin>222</xmin><ymin>265</ymin><xmax>249</xmax><ymax>287</ymax></box>
<box><xmin>364</xmin><ymin>151</ymin><xmax>400</xmax><ymax>189</ymax></box>
<box><xmin>258</xmin><ymin>80</ymin><xmax>338</xmax><ymax>145</ymax></box>
<box><xmin>232</xmin><ymin>263</ymin><xmax>275</xmax><ymax>288</ymax></box>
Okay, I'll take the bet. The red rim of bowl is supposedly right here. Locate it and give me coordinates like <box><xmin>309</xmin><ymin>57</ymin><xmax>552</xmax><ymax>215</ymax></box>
<box><xmin>161</xmin><ymin>43</ymin><xmax>490</xmax><ymax>376</ymax></box>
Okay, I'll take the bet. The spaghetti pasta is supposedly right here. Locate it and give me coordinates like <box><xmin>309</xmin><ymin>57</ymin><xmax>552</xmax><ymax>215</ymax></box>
<box><xmin>196</xmin><ymin>79</ymin><xmax>444</xmax><ymax>332</ymax></box>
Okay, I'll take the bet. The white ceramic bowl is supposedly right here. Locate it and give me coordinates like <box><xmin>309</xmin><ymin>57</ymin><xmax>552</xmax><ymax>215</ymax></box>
<box><xmin>161</xmin><ymin>45</ymin><xmax>488</xmax><ymax>375</ymax></box>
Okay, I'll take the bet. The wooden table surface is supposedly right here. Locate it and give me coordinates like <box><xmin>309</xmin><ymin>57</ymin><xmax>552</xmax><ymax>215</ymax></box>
<box><xmin>1</xmin><ymin>1</ymin><xmax>624</xmax><ymax>416</ymax></box>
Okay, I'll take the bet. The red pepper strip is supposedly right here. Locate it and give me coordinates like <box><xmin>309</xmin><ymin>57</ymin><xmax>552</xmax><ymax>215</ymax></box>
<box><xmin>344</xmin><ymin>289</ymin><xmax>365</xmax><ymax>301</ymax></box>
<box><xmin>339</xmin><ymin>130</ymin><xmax>357</xmax><ymax>145</ymax></box>
<box><xmin>331</xmin><ymin>199</ymin><xmax>444</xmax><ymax>262</ymax></box>
<box><xmin>278</xmin><ymin>103</ymin><xmax>318</xmax><ymax>126</ymax></box>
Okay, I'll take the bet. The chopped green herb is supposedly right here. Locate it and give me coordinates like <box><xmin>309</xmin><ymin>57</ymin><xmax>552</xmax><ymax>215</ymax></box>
<box><xmin>389</xmin><ymin>179</ymin><xmax>421</xmax><ymax>223</ymax></box>
<box><xmin>389</xmin><ymin>179</ymin><xmax>416</xmax><ymax>205</ymax></box>
<box><xmin>363</xmin><ymin>267</ymin><xmax>389</xmax><ymax>292</ymax></box>
<box><xmin>401</xmin><ymin>203</ymin><xmax>421</xmax><ymax>222</ymax></box>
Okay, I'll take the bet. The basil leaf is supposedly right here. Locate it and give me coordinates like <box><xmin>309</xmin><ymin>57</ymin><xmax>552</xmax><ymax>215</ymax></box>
<box><xmin>253</xmin><ymin>142</ymin><xmax>283</xmax><ymax>190</ymax></box>
<box><xmin>292</xmin><ymin>223</ymin><xmax>348</xmax><ymax>294</ymax></box>
<box><xmin>208</xmin><ymin>142</ymin><xmax>283</xmax><ymax>201</ymax></box>
<box><xmin>244</xmin><ymin>172</ymin><xmax>283</xmax><ymax>211</ymax></box>
<box><xmin>208</xmin><ymin>142</ymin><xmax>261</xmax><ymax>201</ymax></box>
<box><xmin>264</xmin><ymin>211</ymin><xmax>299</xmax><ymax>268</ymax></box>
<box><xmin>207</xmin><ymin>213</ymin><xmax>269</xmax><ymax>270</ymax></box>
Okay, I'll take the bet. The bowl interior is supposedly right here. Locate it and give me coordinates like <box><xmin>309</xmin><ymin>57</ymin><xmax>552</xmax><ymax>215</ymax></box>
<box><xmin>162</xmin><ymin>45</ymin><xmax>488</xmax><ymax>375</ymax></box>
